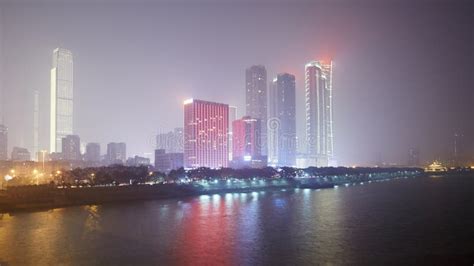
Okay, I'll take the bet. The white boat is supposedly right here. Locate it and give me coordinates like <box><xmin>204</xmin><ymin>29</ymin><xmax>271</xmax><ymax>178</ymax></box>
<box><xmin>424</xmin><ymin>161</ymin><xmax>448</xmax><ymax>173</ymax></box>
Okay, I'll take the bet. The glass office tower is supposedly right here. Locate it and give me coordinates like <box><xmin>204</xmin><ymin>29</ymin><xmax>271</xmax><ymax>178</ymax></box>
<box><xmin>50</xmin><ymin>48</ymin><xmax>73</xmax><ymax>153</ymax></box>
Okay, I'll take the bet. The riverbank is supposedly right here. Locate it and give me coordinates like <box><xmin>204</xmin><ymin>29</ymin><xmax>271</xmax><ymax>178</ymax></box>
<box><xmin>0</xmin><ymin>170</ymin><xmax>421</xmax><ymax>213</ymax></box>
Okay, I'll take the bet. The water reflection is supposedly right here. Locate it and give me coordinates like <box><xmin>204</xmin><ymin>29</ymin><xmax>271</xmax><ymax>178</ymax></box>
<box><xmin>2</xmin><ymin>177</ymin><xmax>469</xmax><ymax>265</ymax></box>
<box><xmin>172</xmin><ymin>193</ymin><xmax>235</xmax><ymax>265</ymax></box>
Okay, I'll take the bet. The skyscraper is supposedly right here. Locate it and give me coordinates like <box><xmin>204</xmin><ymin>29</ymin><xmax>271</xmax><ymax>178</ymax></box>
<box><xmin>321</xmin><ymin>61</ymin><xmax>334</xmax><ymax>165</ymax></box>
<box><xmin>268</xmin><ymin>73</ymin><xmax>296</xmax><ymax>167</ymax></box>
<box><xmin>228</xmin><ymin>106</ymin><xmax>237</xmax><ymax>160</ymax></box>
<box><xmin>183</xmin><ymin>99</ymin><xmax>229</xmax><ymax>169</ymax></box>
<box><xmin>0</xmin><ymin>124</ymin><xmax>7</xmax><ymax>160</ymax></box>
<box><xmin>50</xmin><ymin>48</ymin><xmax>73</xmax><ymax>153</ymax></box>
<box><xmin>305</xmin><ymin>60</ymin><xmax>334</xmax><ymax>166</ymax></box>
<box><xmin>246</xmin><ymin>65</ymin><xmax>267</xmax><ymax>155</ymax></box>
<box><xmin>62</xmin><ymin>135</ymin><xmax>81</xmax><ymax>161</ymax></box>
<box><xmin>268</xmin><ymin>79</ymin><xmax>278</xmax><ymax>165</ymax></box>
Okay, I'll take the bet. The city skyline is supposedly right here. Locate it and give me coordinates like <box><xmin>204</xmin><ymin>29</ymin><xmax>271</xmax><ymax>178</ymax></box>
<box><xmin>0</xmin><ymin>1</ymin><xmax>472</xmax><ymax>166</ymax></box>
<box><xmin>0</xmin><ymin>2</ymin><xmax>472</xmax><ymax>265</ymax></box>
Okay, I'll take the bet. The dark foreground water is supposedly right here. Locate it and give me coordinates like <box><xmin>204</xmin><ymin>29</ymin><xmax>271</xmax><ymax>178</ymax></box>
<box><xmin>0</xmin><ymin>174</ymin><xmax>473</xmax><ymax>265</ymax></box>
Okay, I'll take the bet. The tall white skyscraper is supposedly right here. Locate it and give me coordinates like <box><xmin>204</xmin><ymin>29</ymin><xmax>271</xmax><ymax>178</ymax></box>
<box><xmin>50</xmin><ymin>48</ymin><xmax>73</xmax><ymax>153</ymax></box>
<box><xmin>305</xmin><ymin>60</ymin><xmax>334</xmax><ymax>166</ymax></box>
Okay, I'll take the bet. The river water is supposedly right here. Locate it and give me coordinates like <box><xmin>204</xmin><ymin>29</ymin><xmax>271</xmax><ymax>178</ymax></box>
<box><xmin>0</xmin><ymin>174</ymin><xmax>473</xmax><ymax>265</ymax></box>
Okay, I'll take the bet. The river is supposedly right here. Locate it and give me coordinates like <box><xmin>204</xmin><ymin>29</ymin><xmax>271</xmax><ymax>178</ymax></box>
<box><xmin>0</xmin><ymin>174</ymin><xmax>472</xmax><ymax>265</ymax></box>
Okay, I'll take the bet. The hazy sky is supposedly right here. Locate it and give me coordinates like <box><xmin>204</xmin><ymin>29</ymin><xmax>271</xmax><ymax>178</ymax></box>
<box><xmin>0</xmin><ymin>0</ymin><xmax>472</xmax><ymax>166</ymax></box>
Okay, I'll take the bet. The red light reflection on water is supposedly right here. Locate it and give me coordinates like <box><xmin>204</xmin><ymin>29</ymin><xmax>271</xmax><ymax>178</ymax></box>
<box><xmin>171</xmin><ymin>195</ymin><xmax>238</xmax><ymax>265</ymax></box>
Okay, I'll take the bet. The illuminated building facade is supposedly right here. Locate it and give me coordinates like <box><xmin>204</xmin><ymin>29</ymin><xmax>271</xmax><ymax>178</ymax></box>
<box><xmin>305</xmin><ymin>60</ymin><xmax>334</xmax><ymax>166</ymax></box>
<box><xmin>268</xmin><ymin>73</ymin><xmax>296</xmax><ymax>167</ymax></box>
<box><xmin>246</xmin><ymin>65</ymin><xmax>267</xmax><ymax>155</ymax></box>
<box><xmin>232</xmin><ymin>116</ymin><xmax>261</xmax><ymax>160</ymax></box>
<box><xmin>184</xmin><ymin>99</ymin><xmax>229</xmax><ymax>169</ymax></box>
<box><xmin>50</xmin><ymin>48</ymin><xmax>73</xmax><ymax>153</ymax></box>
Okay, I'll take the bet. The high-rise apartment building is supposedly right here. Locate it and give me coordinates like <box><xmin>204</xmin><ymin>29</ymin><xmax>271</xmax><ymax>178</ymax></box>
<box><xmin>232</xmin><ymin>116</ymin><xmax>261</xmax><ymax>160</ymax></box>
<box><xmin>183</xmin><ymin>99</ymin><xmax>229</xmax><ymax>169</ymax></box>
<box><xmin>85</xmin><ymin>142</ymin><xmax>101</xmax><ymax>163</ymax></box>
<box><xmin>231</xmin><ymin>116</ymin><xmax>266</xmax><ymax>168</ymax></box>
<box><xmin>305</xmin><ymin>60</ymin><xmax>334</xmax><ymax>166</ymax></box>
<box><xmin>62</xmin><ymin>135</ymin><xmax>81</xmax><ymax>161</ymax></box>
<box><xmin>268</xmin><ymin>73</ymin><xmax>296</xmax><ymax>167</ymax></box>
<box><xmin>246</xmin><ymin>65</ymin><xmax>267</xmax><ymax>155</ymax></box>
<box><xmin>106</xmin><ymin>142</ymin><xmax>126</xmax><ymax>165</ymax></box>
<box><xmin>50</xmin><ymin>48</ymin><xmax>73</xmax><ymax>153</ymax></box>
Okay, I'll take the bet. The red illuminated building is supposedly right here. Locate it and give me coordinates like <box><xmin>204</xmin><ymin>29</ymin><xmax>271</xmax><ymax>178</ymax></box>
<box><xmin>184</xmin><ymin>99</ymin><xmax>229</xmax><ymax>169</ymax></box>
<box><xmin>232</xmin><ymin>116</ymin><xmax>260</xmax><ymax>160</ymax></box>
<box><xmin>231</xmin><ymin>116</ymin><xmax>267</xmax><ymax>168</ymax></box>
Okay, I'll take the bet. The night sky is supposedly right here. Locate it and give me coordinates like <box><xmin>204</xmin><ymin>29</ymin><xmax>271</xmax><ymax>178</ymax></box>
<box><xmin>0</xmin><ymin>0</ymin><xmax>472</xmax><ymax>166</ymax></box>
